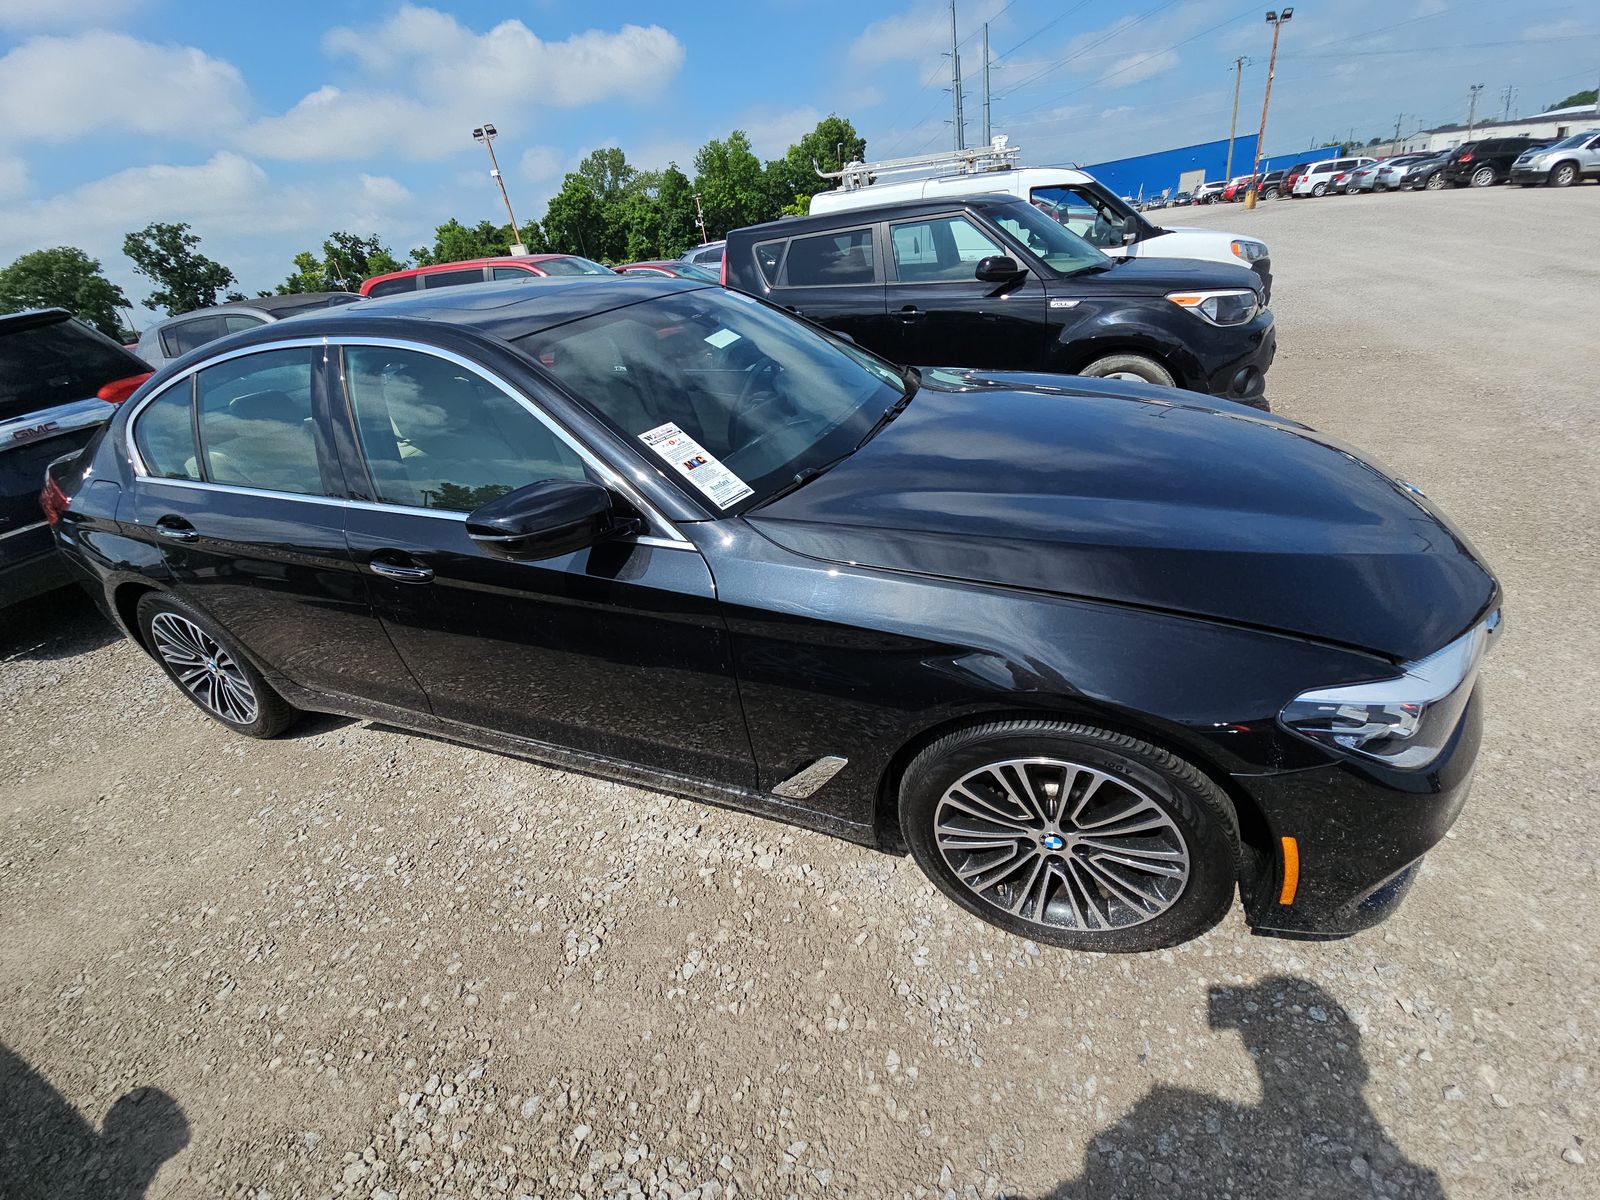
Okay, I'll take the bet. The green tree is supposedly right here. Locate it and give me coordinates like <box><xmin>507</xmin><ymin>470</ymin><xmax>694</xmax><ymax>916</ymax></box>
<box><xmin>121</xmin><ymin>222</ymin><xmax>236</xmax><ymax>315</ymax></box>
<box><xmin>1550</xmin><ymin>88</ymin><xmax>1597</xmax><ymax>110</ymax></box>
<box><xmin>279</xmin><ymin>232</ymin><xmax>403</xmax><ymax>293</ymax></box>
<box><xmin>543</xmin><ymin>173</ymin><xmax>612</xmax><ymax>261</ymax></box>
<box><xmin>576</xmin><ymin>146</ymin><xmax>638</xmax><ymax>203</ymax></box>
<box><xmin>693</xmin><ymin>131</ymin><xmax>777</xmax><ymax>240</ymax></box>
<box><xmin>768</xmin><ymin>115</ymin><xmax>867</xmax><ymax>216</ymax></box>
<box><xmin>409</xmin><ymin>217</ymin><xmax>539</xmax><ymax>266</ymax></box>
<box><xmin>655</xmin><ymin>164</ymin><xmax>700</xmax><ymax>256</ymax></box>
<box><xmin>0</xmin><ymin>246</ymin><xmax>129</xmax><ymax>337</ymax></box>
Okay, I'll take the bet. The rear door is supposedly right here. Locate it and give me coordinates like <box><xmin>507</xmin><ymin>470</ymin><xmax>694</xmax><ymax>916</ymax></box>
<box><xmin>766</xmin><ymin>225</ymin><xmax>893</xmax><ymax>356</ymax></box>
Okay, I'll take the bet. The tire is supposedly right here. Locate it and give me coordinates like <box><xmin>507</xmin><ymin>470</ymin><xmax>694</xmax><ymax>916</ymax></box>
<box><xmin>1263</xmin><ymin>187</ymin><xmax>1279</xmax><ymax>199</ymax></box>
<box><xmin>898</xmin><ymin>720</ymin><xmax>1241</xmax><ymax>952</ymax></box>
<box><xmin>1424</xmin><ymin>174</ymin><xmax>1444</xmax><ymax>191</ymax></box>
<box><xmin>1551</xmin><ymin>162</ymin><xmax>1579</xmax><ymax>188</ymax></box>
<box><xmin>1311</xmin><ymin>182</ymin><xmax>1328</xmax><ymax>197</ymax></box>
<box><xmin>136</xmin><ymin>591</ymin><xmax>297</xmax><ymax>738</ymax></box>
<box><xmin>1470</xmin><ymin>166</ymin><xmax>1496</xmax><ymax>187</ymax></box>
<box><xmin>1079</xmin><ymin>353</ymin><xmax>1176</xmax><ymax>388</ymax></box>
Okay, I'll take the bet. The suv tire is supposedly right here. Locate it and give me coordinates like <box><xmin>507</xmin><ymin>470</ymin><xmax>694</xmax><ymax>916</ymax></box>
<box><xmin>898</xmin><ymin>720</ymin><xmax>1241</xmax><ymax>952</ymax></box>
<box><xmin>1079</xmin><ymin>354</ymin><xmax>1176</xmax><ymax>388</ymax></box>
<box><xmin>1310</xmin><ymin>182</ymin><xmax>1328</xmax><ymax>197</ymax></box>
<box><xmin>1470</xmin><ymin>166</ymin><xmax>1496</xmax><ymax>187</ymax></box>
<box><xmin>1550</xmin><ymin>162</ymin><xmax>1579</xmax><ymax>188</ymax></box>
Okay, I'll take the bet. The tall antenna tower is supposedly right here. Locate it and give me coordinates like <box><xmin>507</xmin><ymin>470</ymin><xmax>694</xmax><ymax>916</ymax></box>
<box><xmin>949</xmin><ymin>1</ymin><xmax>965</xmax><ymax>150</ymax></box>
<box><xmin>981</xmin><ymin>23</ymin><xmax>992</xmax><ymax>145</ymax></box>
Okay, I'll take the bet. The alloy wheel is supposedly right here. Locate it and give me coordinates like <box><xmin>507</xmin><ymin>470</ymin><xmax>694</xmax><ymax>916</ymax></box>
<box><xmin>1471</xmin><ymin>166</ymin><xmax>1495</xmax><ymax>187</ymax></box>
<box><xmin>933</xmin><ymin>757</ymin><xmax>1191</xmax><ymax>932</ymax></box>
<box><xmin>1552</xmin><ymin>164</ymin><xmax>1577</xmax><ymax>187</ymax></box>
<box><xmin>1425</xmin><ymin>174</ymin><xmax>1443</xmax><ymax>190</ymax></box>
<box><xmin>150</xmin><ymin>611</ymin><xmax>259</xmax><ymax>724</ymax></box>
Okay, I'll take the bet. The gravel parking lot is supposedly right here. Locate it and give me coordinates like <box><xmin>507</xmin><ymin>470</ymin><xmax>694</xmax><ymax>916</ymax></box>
<box><xmin>3</xmin><ymin>185</ymin><xmax>1597</xmax><ymax>1200</ymax></box>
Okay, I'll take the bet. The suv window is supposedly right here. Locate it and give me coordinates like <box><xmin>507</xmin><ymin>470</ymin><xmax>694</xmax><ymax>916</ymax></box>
<box><xmin>890</xmin><ymin>216</ymin><xmax>1004</xmax><ymax>282</ymax></box>
<box><xmin>223</xmin><ymin>314</ymin><xmax>265</xmax><ymax>334</ymax></box>
<box><xmin>754</xmin><ymin>240</ymin><xmax>786</xmax><ymax>287</ymax></box>
<box><xmin>366</xmin><ymin>277</ymin><xmax>416</xmax><ymax>299</ymax></box>
<box><xmin>132</xmin><ymin>380</ymin><xmax>201</xmax><ymax>481</ymax></box>
<box><xmin>422</xmin><ymin>268</ymin><xmax>486</xmax><ymax>289</ymax></box>
<box><xmin>196</xmin><ymin>348</ymin><xmax>323</xmax><ymax>495</ymax></box>
<box><xmin>1029</xmin><ymin>185</ymin><xmax>1125</xmax><ymax>248</ymax></box>
<box><xmin>784</xmin><ymin>229</ymin><xmax>876</xmax><ymax>286</ymax></box>
<box><xmin>161</xmin><ymin>316</ymin><xmax>224</xmax><ymax>359</ymax></box>
<box><xmin>0</xmin><ymin>316</ymin><xmax>146</xmax><ymax>421</ymax></box>
<box><xmin>536</xmin><ymin>257</ymin><xmax>614</xmax><ymax>277</ymax></box>
<box><xmin>344</xmin><ymin>346</ymin><xmax>586</xmax><ymax>513</ymax></box>
<box><xmin>491</xmin><ymin>266</ymin><xmax>531</xmax><ymax>281</ymax></box>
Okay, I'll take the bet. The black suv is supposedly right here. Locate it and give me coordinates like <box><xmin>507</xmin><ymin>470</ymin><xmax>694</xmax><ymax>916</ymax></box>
<box><xmin>1439</xmin><ymin>137</ymin><xmax>1551</xmax><ymax>188</ymax></box>
<box><xmin>724</xmin><ymin>195</ymin><xmax>1276</xmax><ymax>407</ymax></box>
<box><xmin>2</xmin><ymin>309</ymin><xmax>151</xmax><ymax>606</ymax></box>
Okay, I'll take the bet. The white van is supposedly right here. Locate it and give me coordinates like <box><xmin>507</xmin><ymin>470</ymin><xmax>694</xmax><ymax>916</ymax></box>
<box><xmin>809</xmin><ymin>165</ymin><xmax>1272</xmax><ymax>297</ymax></box>
<box><xmin>1290</xmin><ymin>156</ymin><xmax>1377</xmax><ymax>197</ymax></box>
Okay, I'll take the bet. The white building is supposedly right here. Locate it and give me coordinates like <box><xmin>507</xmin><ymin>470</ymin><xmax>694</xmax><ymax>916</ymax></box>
<box><xmin>1395</xmin><ymin>103</ymin><xmax>1600</xmax><ymax>155</ymax></box>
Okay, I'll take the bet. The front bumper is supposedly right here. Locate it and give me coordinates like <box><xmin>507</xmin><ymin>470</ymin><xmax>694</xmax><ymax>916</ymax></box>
<box><xmin>1509</xmin><ymin>165</ymin><xmax>1548</xmax><ymax>183</ymax></box>
<box><xmin>1236</xmin><ymin>689</ymin><xmax>1483</xmax><ymax>938</ymax></box>
<box><xmin>1201</xmin><ymin>313</ymin><xmax>1276</xmax><ymax>407</ymax></box>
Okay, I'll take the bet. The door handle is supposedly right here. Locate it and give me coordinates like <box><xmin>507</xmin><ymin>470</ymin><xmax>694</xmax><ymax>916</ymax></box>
<box><xmin>894</xmin><ymin>305</ymin><xmax>924</xmax><ymax>322</ymax></box>
<box><xmin>154</xmin><ymin>516</ymin><xmax>198</xmax><ymax>543</ymax></box>
<box><xmin>369</xmin><ymin>559</ymin><xmax>434</xmax><ymax>584</ymax></box>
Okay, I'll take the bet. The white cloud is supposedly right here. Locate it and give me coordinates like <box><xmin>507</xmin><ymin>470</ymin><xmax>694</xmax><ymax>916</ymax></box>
<box><xmin>847</xmin><ymin>0</ymin><xmax>1010</xmax><ymax>68</ymax></box>
<box><xmin>740</xmin><ymin>106</ymin><xmax>823</xmax><ymax>159</ymax></box>
<box><xmin>1105</xmin><ymin>49</ymin><xmax>1180</xmax><ymax>87</ymax></box>
<box><xmin>0</xmin><ymin>0</ymin><xmax>144</xmax><ymax>29</ymax></box>
<box><xmin>246</xmin><ymin>6</ymin><xmax>685</xmax><ymax>162</ymax></box>
<box><xmin>0</xmin><ymin>154</ymin><xmax>27</xmax><ymax>200</ymax></box>
<box><xmin>518</xmin><ymin>145</ymin><xmax>567</xmax><ymax>186</ymax></box>
<box><xmin>0</xmin><ymin>32</ymin><xmax>247</xmax><ymax>143</ymax></box>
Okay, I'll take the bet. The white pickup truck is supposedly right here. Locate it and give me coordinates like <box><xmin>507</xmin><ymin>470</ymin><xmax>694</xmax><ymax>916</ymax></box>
<box><xmin>810</xmin><ymin>165</ymin><xmax>1273</xmax><ymax>300</ymax></box>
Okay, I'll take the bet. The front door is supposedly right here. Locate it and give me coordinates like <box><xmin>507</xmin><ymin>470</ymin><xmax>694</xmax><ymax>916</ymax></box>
<box><xmin>126</xmin><ymin>345</ymin><xmax>428</xmax><ymax>710</ymax></box>
<box><xmin>884</xmin><ymin>212</ymin><xmax>1051</xmax><ymax>370</ymax></box>
<box><xmin>332</xmin><ymin>343</ymin><xmax>756</xmax><ymax>788</ymax></box>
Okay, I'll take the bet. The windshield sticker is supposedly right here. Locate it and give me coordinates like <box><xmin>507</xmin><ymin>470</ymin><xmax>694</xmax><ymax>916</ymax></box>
<box><xmin>704</xmin><ymin>328</ymin><xmax>741</xmax><ymax>349</ymax></box>
<box><xmin>639</xmin><ymin>422</ymin><xmax>754</xmax><ymax>510</ymax></box>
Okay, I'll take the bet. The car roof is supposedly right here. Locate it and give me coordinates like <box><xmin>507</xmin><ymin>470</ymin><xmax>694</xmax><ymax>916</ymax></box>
<box><xmin>189</xmin><ymin>275</ymin><xmax>705</xmax><ymax>352</ymax></box>
<box><xmin>0</xmin><ymin>307</ymin><xmax>74</xmax><ymax>331</ymax></box>
<box><xmin>367</xmin><ymin>254</ymin><xmax>595</xmax><ymax>282</ymax></box>
<box><xmin>149</xmin><ymin>292</ymin><xmax>361</xmax><ymax>325</ymax></box>
<box><xmin>732</xmin><ymin>192</ymin><xmax>1026</xmax><ymax>238</ymax></box>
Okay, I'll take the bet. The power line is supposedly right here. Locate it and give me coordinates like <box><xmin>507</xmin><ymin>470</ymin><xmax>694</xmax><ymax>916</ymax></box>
<box><xmin>992</xmin><ymin>1</ymin><xmax>1092</xmax><ymax>64</ymax></box>
<box><xmin>998</xmin><ymin>0</ymin><xmax>1181</xmax><ymax>99</ymax></box>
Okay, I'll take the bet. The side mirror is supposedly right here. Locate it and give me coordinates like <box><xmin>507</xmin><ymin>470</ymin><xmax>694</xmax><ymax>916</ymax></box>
<box><xmin>1121</xmin><ymin>216</ymin><xmax>1140</xmax><ymax>244</ymax></box>
<box><xmin>974</xmin><ymin>255</ymin><xmax>1024</xmax><ymax>283</ymax></box>
<box><xmin>465</xmin><ymin>479</ymin><xmax>636</xmax><ymax>561</ymax></box>
<box><xmin>831</xmin><ymin>329</ymin><xmax>857</xmax><ymax>345</ymax></box>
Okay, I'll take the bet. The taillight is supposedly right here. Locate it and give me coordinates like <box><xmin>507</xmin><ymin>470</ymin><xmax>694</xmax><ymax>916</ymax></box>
<box><xmin>96</xmin><ymin>372</ymin><xmax>153</xmax><ymax>405</ymax></box>
<box><xmin>1458</xmin><ymin>153</ymin><xmax>1472</xmax><ymax>162</ymax></box>
<box><xmin>719</xmin><ymin>253</ymin><xmax>727</xmax><ymax>287</ymax></box>
<box><xmin>39</xmin><ymin>473</ymin><xmax>71</xmax><ymax>526</ymax></box>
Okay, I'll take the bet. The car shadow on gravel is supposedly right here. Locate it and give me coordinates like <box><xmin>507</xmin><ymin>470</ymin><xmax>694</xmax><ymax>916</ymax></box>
<box><xmin>0</xmin><ymin>1042</ymin><xmax>188</xmax><ymax>1199</ymax></box>
<box><xmin>1</xmin><ymin>587</ymin><xmax>120</xmax><ymax>664</ymax></box>
<box><xmin>1012</xmin><ymin>975</ymin><xmax>1448</xmax><ymax>1199</ymax></box>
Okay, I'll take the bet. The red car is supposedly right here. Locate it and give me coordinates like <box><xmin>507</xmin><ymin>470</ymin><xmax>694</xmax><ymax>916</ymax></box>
<box><xmin>615</xmin><ymin>260</ymin><xmax>723</xmax><ymax>283</ymax></box>
<box><xmin>359</xmin><ymin>254</ymin><xmax>614</xmax><ymax>298</ymax></box>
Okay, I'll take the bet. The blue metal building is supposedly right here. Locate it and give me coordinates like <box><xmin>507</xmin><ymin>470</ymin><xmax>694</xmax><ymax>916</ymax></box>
<box><xmin>1077</xmin><ymin>136</ymin><xmax>1344</xmax><ymax>200</ymax></box>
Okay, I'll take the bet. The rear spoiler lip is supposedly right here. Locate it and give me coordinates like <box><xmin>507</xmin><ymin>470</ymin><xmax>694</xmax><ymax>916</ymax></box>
<box><xmin>1</xmin><ymin>396</ymin><xmax>115</xmax><ymax>454</ymax></box>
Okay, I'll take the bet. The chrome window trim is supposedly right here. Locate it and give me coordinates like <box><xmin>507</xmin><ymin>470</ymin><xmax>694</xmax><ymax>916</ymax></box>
<box><xmin>124</xmin><ymin>336</ymin><xmax>692</xmax><ymax>548</ymax></box>
<box><xmin>1</xmin><ymin>519</ymin><xmax>49</xmax><ymax>540</ymax></box>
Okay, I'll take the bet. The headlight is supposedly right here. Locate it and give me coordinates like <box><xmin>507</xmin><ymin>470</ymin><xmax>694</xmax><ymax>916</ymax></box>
<box><xmin>1166</xmin><ymin>289</ymin><xmax>1260</xmax><ymax>326</ymax></box>
<box><xmin>1280</xmin><ymin>610</ymin><xmax>1500</xmax><ymax>769</ymax></box>
<box><xmin>1230</xmin><ymin>239</ymin><xmax>1268</xmax><ymax>263</ymax></box>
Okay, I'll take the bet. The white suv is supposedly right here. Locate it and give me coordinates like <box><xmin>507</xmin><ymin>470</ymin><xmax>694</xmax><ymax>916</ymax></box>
<box><xmin>1292</xmin><ymin>157</ymin><xmax>1377</xmax><ymax>197</ymax></box>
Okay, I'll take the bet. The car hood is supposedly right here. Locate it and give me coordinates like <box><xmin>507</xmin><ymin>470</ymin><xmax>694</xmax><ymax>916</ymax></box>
<box><xmin>745</xmin><ymin>373</ymin><xmax>1496</xmax><ymax>661</ymax></box>
<box><xmin>1134</xmin><ymin>224</ymin><xmax>1255</xmax><ymax>260</ymax></box>
<box><xmin>1086</xmin><ymin>254</ymin><xmax>1262</xmax><ymax>296</ymax></box>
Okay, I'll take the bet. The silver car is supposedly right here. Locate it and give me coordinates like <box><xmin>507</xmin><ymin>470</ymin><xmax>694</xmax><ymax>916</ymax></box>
<box><xmin>134</xmin><ymin>292</ymin><xmax>361</xmax><ymax>367</ymax></box>
<box><xmin>1510</xmin><ymin>129</ymin><xmax>1600</xmax><ymax>188</ymax></box>
<box><xmin>1378</xmin><ymin>152</ymin><xmax>1451</xmax><ymax>191</ymax></box>
<box><xmin>1353</xmin><ymin>155</ymin><xmax>1430</xmax><ymax>192</ymax></box>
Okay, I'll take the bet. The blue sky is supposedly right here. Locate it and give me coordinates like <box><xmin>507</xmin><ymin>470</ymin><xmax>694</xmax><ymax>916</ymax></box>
<box><xmin>1</xmin><ymin>0</ymin><xmax>1595</xmax><ymax>315</ymax></box>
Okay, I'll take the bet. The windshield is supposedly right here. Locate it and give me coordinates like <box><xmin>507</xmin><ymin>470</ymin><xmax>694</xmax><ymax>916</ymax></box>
<box><xmin>539</xmin><ymin>257</ymin><xmax>616</xmax><ymax>277</ymax></box>
<box><xmin>1545</xmin><ymin>131</ymin><xmax>1596</xmax><ymax>151</ymax></box>
<box><xmin>1</xmin><ymin>317</ymin><xmax>146</xmax><ymax>421</ymax></box>
<box><xmin>517</xmin><ymin>289</ymin><xmax>904</xmax><ymax>511</ymax></box>
<box><xmin>988</xmin><ymin>201</ymin><xmax>1109</xmax><ymax>275</ymax></box>
<box><xmin>674</xmin><ymin>262</ymin><xmax>722</xmax><ymax>283</ymax></box>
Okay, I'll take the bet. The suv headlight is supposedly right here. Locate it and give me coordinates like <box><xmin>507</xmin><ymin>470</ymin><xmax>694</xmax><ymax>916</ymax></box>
<box><xmin>1166</xmin><ymin>289</ymin><xmax>1260</xmax><ymax>326</ymax></box>
<box><xmin>1230</xmin><ymin>239</ymin><xmax>1268</xmax><ymax>263</ymax></box>
<box><xmin>1280</xmin><ymin>610</ymin><xmax>1500</xmax><ymax>769</ymax></box>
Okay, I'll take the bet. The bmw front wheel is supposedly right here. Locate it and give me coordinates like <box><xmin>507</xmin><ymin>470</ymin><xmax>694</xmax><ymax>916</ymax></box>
<box><xmin>899</xmin><ymin>721</ymin><xmax>1240</xmax><ymax>952</ymax></box>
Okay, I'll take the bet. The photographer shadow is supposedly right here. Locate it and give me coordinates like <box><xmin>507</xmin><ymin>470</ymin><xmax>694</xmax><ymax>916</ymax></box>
<box><xmin>0</xmin><ymin>1043</ymin><xmax>188</xmax><ymax>1199</ymax></box>
<box><xmin>1026</xmin><ymin>975</ymin><xmax>1447</xmax><ymax>1199</ymax></box>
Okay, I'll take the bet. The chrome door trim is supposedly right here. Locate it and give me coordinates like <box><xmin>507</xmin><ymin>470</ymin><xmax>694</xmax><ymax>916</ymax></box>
<box><xmin>122</xmin><ymin>335</ymin><xmax>692</xmax><ymax>547</ymax></box>
<box><xmin>1</xmin><ymin>519</ymin><xmax>49</xmax><ymax>540</ymax></box>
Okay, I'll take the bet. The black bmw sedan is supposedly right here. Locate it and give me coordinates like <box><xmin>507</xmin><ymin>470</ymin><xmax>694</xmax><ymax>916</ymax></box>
<box><xmin>44</xmin><ymin>277</ymin><xmax>1500</xmax><ymax>952</ymax></box>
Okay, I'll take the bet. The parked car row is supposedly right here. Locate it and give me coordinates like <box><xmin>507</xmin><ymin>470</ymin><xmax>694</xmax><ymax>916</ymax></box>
<box><xmin>1281</xmin><ymin>130</ymin><xmax>1600</xmax><ymax>198</ymax></box>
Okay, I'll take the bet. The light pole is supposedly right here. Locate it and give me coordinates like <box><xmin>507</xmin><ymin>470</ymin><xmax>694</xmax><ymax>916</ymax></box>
<box><xmin>472</xmin><ymin>123</ymin><xmax>527</xmax><ymax>255</ymax></box>
<box><xmin>1244</xmin><ymin>8</ymin><xmax>1292</xmax><ymax>210</ymax></box>
<box><xmin>1466</xmin><ymin>83</ymin><xmax>1484</xmax><ymax>139</ymax></box>
<box><xmin>1226</xmin><ymin>56</ymin><xmax>1252</xmax><ymax>179</ymax></box>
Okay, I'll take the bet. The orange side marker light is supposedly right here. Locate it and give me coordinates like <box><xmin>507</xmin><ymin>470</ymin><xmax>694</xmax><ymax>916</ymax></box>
<box><xmin>1278</xmin><ymin>836</ymin><xmax>1300</xmax><ymax>905</ymax></box>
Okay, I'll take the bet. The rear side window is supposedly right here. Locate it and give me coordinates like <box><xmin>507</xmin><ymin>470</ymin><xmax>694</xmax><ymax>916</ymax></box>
<box><xmin>133</xmin><ymin>380</ymin><xmax>201</xmax><ymax>481</ymax></box>
<box><xmin>784</xmin><ymin>229</ymin><xmax>876</xmax><ymax>286</ymax></box>
<box><xmin>366</xmin><ymin>277</ymin><xmax>416</xmax><ymax>299</ymax></box>
<box><xmin>0</xmin><ymin>317</ymin><xmax>146</xmax><ymax>421</ymax></box>
<box><xmin>195</xmin><ymin>348</ymin><xmax>322</xmax><ymax>495</ymax></box>
<box><xmin>223</xmin><ymin>314</ymin><xmax>265</xmax><ymax>334</ymax></box>
<box><xmin>160</xmin><ymin>316</ymin><xmax>223</xmax><ymax>359</ymax></box>
<box><xmin>422</xmin><ymin>268</ymin><xmax>486</xmax><ymax>289</ymax></box>
<box><xmin>754</xmin><ymin>240</ymin><xmax>786</xmax><ymax>287</ymax></box>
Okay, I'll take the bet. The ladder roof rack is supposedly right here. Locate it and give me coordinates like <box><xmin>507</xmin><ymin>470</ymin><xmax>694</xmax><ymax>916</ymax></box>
<box><xmin>815</xmin><ymin>135</ymin><xmax>1021</xmax><ymax>192</ymax></box>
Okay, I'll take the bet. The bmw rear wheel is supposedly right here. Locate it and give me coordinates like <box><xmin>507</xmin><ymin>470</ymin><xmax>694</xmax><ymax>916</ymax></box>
<box><xmin>137</xmin><ymin>592</ymin><xmax>297</xmax><ymax>738</ymax></box>
<box><xmin>899</xmin><ymin>721</ymin><xmax>1240</xmax><ymax>951</ymax></box>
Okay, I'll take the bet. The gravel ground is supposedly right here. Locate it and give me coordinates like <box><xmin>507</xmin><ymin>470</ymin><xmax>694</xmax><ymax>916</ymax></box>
<box><xmin>3</xmin><ymin>185</ymin><xmax>1597</xmax><ymax>1200</ymax></box>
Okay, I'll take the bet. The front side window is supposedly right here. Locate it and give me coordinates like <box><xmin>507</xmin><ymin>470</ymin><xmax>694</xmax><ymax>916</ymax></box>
<box><xmin>754</xmin><ymin>240</ymin><xmax>786</xmax><ymax>287</ymax></box>
<box><xmin>890</xmin><ymin>216</ymin><xmax>1004</xmax><ymax>282</ymax></box>
<box><xmin>784</xmin><ymin>229</ymin><xmax>876</xmax><ymax>286</ymax></box>
<box><xmin>133</xmin><ymin>380</ymin><xmax>201</xmax><ymax>481</ymax></box>
<box><xmin>1028</xmin><ymin>186</ymin><xmax>1129</xmax><ymax>247</ymax></box>
<box><xmin>986</xmin><ymin>202</ymin><xmax>1108</xmax><ymax>276</ymax></box>
<box><xmin>536</xmin><ymin>257</ymin><xmax>615</xmax><ymax>277</ymax></box>
<box><xmin>196</xmin><ymin>348</ymin><xmax>323</xmax><ymax>495</ymax></box>
<box><xmin>223</xmin><ymin>314</ymin><xmax>265</xmax><ymax>334</ymax></box>
<box><xmin>518</xmin><ymin>289</ymin><xmax>905</xmax><ymax>509</ymax></box>
<box><xmin>344</xmin><ymin>346</ymin><xmax>586</xmax><ymax>513</ymax></box>
<box><xmin>422</xmin><ymin>268</ymin><xmax>486</xmax><ymax>289</ymax></box>
<box><xmin>492</xmin><ymin>266</ymin><xmax>533</xmax><ymax>280</ymax></box>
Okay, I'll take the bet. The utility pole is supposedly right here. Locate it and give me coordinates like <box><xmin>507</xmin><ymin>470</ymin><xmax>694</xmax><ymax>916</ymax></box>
<box><xmin>1390</xmin><ymin>113</ymin><xmax>1404</xmax><ymax>155</ymax></box>
<box><xmin>1246</xmin><ymin>8</ymin><xmax>1293</xmax><ymax>209</ymax></box>
<box><xmin>1226</xmin><ymin>57</ymin><xmax>1250</xmax><ymax>178</ymax></box>
<box><xmin>1500</xmin><ymin>84</ymin><xmax>1517</xmax><ymax>123</ymax></box>
<box><xmin>692</xmin><ymin>192</ymin><xmax>709</xmax><ymax>245</ymax></box>
<box><xmin>1466</xmin><ymin>83</ymin><xmax>1484</xmax><ymax>137</ymax></box>
<box><xmin>949</xmin><ymin>0</ymin><xmax>965</xmax><ymax>151</ymax></box>
<box><xmin>472</xmin><ymin>123</ymin><xmax>526</xmax><ymax>254</ymax></box>
<box><xmin>981</xmin><ymin>22</ymin><xmax>992</xmax><ymax>145</ymax></box>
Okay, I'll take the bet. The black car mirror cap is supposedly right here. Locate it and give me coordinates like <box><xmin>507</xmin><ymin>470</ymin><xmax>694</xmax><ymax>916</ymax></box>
<box><xmin>974</xmin><ymin>255</ymin><xmax>1026</xmax><ymax>283</ymax></box>
<box><xmin>465</xmin><ymin>479</ymin><xmax>638</xmax><ymax>560</ymax></box>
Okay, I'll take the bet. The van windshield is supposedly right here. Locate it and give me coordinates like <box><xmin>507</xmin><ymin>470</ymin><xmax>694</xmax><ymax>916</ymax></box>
<box><xmin>988</xmin><ymin>201</ymin><xmax>1110</xmax><ymax>275</ymax></box>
